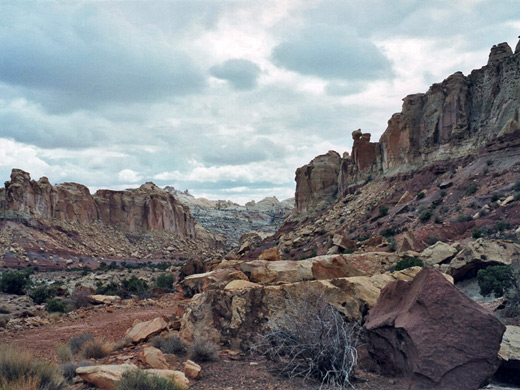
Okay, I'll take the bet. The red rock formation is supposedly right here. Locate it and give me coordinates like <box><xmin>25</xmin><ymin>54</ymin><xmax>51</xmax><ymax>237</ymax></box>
<box><xmin>365</xmin><ymin>267</ymin><xmax>505</xmax><ymax>390</ymax></box>
<box><xmin>294</xmin><ymin>151</ymin><xmax>341</xmax><ymax>214</ymax></box>
<box><xmin>297</xmin><ymin>41</ymin><xmax>520</xmax><ymax>213</ymax></box>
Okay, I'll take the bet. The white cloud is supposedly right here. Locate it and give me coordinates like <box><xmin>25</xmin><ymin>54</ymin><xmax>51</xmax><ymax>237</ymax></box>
<box><xmin>118</xmin><ymin>169</ymin><xmax>142</xmax><ymax>183</ymax></box>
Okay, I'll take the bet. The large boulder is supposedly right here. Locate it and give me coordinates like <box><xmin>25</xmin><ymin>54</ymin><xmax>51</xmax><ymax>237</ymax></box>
<box><xmin>181</xmin><ymin>268</ymin><xmax>249</xmax><ymax>297</ymax></box>
<box><xmin>126</xmin><ymin>316</ymin><xmax>169</xmax><ymax>343</ymax></box>
<box><xmin>365</xmin><ymin>267</ymin><xmax>505</xmax><ymax>390</ymax></box>
<box><xmin>142</xmin><ymin>346</ymin><xmax>169</xmax><ymax>369</ymax></box>
<box><xmin>447</xmin><ymin>239</ymin><xmax>520</xmax><ymax>280</ymax></box>
<box><xmin>496</xmin><ymin>325</ymin><xmax>520</xmax><ymax>385</ymax></box>
<box><xmin>76</xmin><ymin>364</ymin><xmax>137</xmax><ymax>389</ymax></box>
<box><xmin>420</xmin><ymin>241</ymin><xmax>458</xmax><ymax>265</ymax></box>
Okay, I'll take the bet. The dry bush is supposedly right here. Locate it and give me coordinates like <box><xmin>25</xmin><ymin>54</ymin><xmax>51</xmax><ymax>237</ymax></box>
<box><xmin>113</xmin><ymin>336</ymin><xmax>132</xmax><ymax>351</ymax></box>
<box><xmin>81</xmin><ymin>339</ymin><xmax>112</xmax><ymax>359</ymax></box>
<box><xmin>0</xmin><ymin>316</ymin><xmax>8</xmax><ymax>329</ymax></box>
<box><xmin>152</xmin><ymin>334</ymin><xmax>187</xmax><ymax>355</ymax></box>
<box><xmin>252</xmin><ymin>290</ymin><xmax>360</xmax><ymax>389</ymax></box>
<box><xmin>68</xmin><ymin>333</ymin><xmax>94</xmax><ymax>355</ymax></box>
<box><xmin>56</xmin><ymin>344</ymin><xmax>73</xmax><ymax>363</ymax></box>
<box><xmin>0</xmin><ymin>346</ymin><xmax>65</xmax><ymax>390</ymax></box>
<box><xmin>116</xmin><ymin>369</ymin><xmax>183</xmax><ymax>390</ymax></box>
<box><xmin>188</xmin><ymin>339</ymin><xmax>219</xmax><ymax>362</ymax></box>
<box><xmin>69</xmin><ymin>287</ymin><xmax>91</xmax><ymax>309</ymax></box>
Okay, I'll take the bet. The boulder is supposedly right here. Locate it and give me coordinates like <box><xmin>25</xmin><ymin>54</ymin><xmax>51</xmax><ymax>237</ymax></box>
<box><xmin>145</xmin><ymin>369</ymin><xmax>189</xmax><ymax>389</ymax></box>
<box><xmin>224</xmin><ymin>280</ymin><xmax>261</xmax><ymax>291</ymax></box>
<box><xmin>258</xmin><ymin>247</ymin><xmax>281</xmax><ymax>261</ymax></box>
<box><xmin>420</xmin><ymin>241</ymin><xmax>458</xmax><ymax>265</ymax></box>
<box><xmin>447</xmin><ymin>239</ymin><xmax>520</xmax><ymax>280</ymax></box>
<box><xmin>310</xmin><ymin>255</ymin><xmax>367</xmax><ymax>280</ymax></box>
<box><xmin>332</xmin><ymin>234</ymin><xmax>357</xmax><ymax>250</ymax></box>
<box><xmin>496</xmin><ymin>325</ymin><xmax>520</xmax><ymax>385</ymax></box>
<box><xmin>365</xmin><ymin>267</ymin><xmax>505</xmax><ymax>390</ymax></box>
<box><xmin>88</xmin><ymin>295</ymin><xmax>122</xmax><ymax>305</ymax></box>
<box><xmin>126</xmin><ymin>316</ymin><xmax>169</xmax><ymax>343</ymax></box>
<box><xmin>76</xmin><ymin>364</ymin><xmax>137</xmax><ymax>389</ymax></box>
<box><xmin>184</xmin><ymin>359</ymin><xmax>201</xmax><ymax>379</ymax></box>
<box><xmin>143</xmin><ymin>346</ymin><xmax>169</xmax><ymax>369</ymax></box>
<box><xmin>179</xmin><ymin>258</ymin><xmax>206</xmax><ymax>280</ymax></box>
<box><xmin>240</xmin><ymin>259</ymin><xmax>313</xmax><ymax>284</ymax></box>
<box><xmin>181</xmin><ymin>268</ymin><xmax>249</xmax><ymax>297</ymax></box>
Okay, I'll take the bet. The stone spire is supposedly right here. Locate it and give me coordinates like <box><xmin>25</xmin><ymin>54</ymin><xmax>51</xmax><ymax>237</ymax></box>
<box><xmin>488</xmin><ymin>42</ymin><xmax>513</xmax><ymax>65</ymax></box>
<box><xmin>515</xmin><ymin>35</ymin><xmax>520</xmax><ymax>54</ymax></box>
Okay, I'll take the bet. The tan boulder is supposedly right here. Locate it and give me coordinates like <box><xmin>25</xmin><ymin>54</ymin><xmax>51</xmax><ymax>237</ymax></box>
<box><xmin>344</xmin><ymin>252</ymin><xmax>399</xmax><ymax>274</ymax></box>
<box><xmin>181</xmin><ymin>268</ymin><xmax>249</xmax><ymax>297</ymax></box>
<box><xmin>145</xmin><ymin>369</ymin><xmax>189</xmax><ymax>390</ymax></box>
<box><xmin>258</xmin><ymin>247</ymin><xmax>281</xmax><ymax>261</ymax></box>
<box><xmin>88</xmin><ymin>295</ymin><xmax>122</xmax><ymax>305</ymax></box>
<box><xmin>332</xmin><ymin>234</ymin><xmax>356</xmax><ymax>250</ymax></box>
<box><xmin>499</xmin><ymin>325</ymin><xmax>520</xmax><ymax>362</ymax></box>
<box><xmin>143</xmin><ymin>346</ymin><xmax>169</xmax><ymax>369</ymax></box>
<box><xmin>447</xmin><ymin>239</ymin><xmax>520</xmax><ymax>280</ymax></box>
<box><xmin>76</xmin><ymin>364</ymin><xmax>137</xmax><ymax>389</ymax></box>
<box><xmin>310</xmin><ymin>254</ymin><xmax>367</xmax><ymax>280</ymax></box>
<box><xmin>184</xmin><ymin>359</ymin><xmax>201</xmax><ymax>379</ymax></box>
<box><xmin>421</xmin><ymin>242</ymin><xmax>458</xmax><ymax>265</ymax></box>
<box><xmin>240</xmin><ymin>259</ymin><xmax>313</xmax><ymax>284</ymax></box>
<box><xmin>224</xmin><ymin>280</ymin><xmax>261</xmax><ymax>291</ymax></box>
<box><xmin>126</xmin><ymin>316</ymin><xmax>169</xmax><ymax>343</ymax></box>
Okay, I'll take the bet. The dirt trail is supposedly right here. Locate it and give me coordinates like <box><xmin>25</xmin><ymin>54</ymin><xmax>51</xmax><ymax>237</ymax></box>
<box><xmin>2</xmin><ymin>304</ymin><xmax>173</xmax><ymax>360</ymax></box>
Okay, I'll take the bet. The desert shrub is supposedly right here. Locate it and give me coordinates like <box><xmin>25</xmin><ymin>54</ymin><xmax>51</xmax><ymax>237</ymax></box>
<box><xmin>69</xmin><ymin>288</ymin><xmax>91</xmax><ymax>309</ymax></box>
<box><xmin>472</xmin><ymin>229</ymin><xmax>483</xmax><ymax>239</ymax></box>
<box><xmin>505</xmin><ymin>288</ymin><xmax>520</xmax><ymax>317</ymax></box>
<box><xmin>68</xmin><ymin>333</ymin><xmax>94</xmax><ymax>355</ymax></box>
<box><xmin>61</xmin><ymin>362</ymin><xmax>77</xmax><ymax>383</ymax></box>
<box><xmin>188</xmin><ymin>339</ymin><xmax>218</xmax><ymax>362</ymax></box>
<box><xmin>0</xmin><ymin>346</ymin><xmax>65</xmax><ymax>390</ymax></box>
<box><xmin>81</xmin><ymin>339</ymin><xmax>112</xmax><ymax>359</ymax></box>
<box><xmin>491</xmin><ymin>194</ymin><xmax>500</xmax><ymax>202</ymax></box>
<box><xmin>387</xmin><ymin>237</ymin><xmax>396</xmax><ymax>252</ymax></box>
<box><xmin>152</xmin><ymin>334</ymin><xmax>187</xmax><ymax>355</ymax></box>
<box><xmin>0</xmin><ymin>306</ymin><xmax>10</xmax><ymax>314</ymax></box>
<box><xmin>495</xmin><ymin>221</ymin><xmax>511</xmax><ymax>232</ymax></box>
<box><xmin>513</xmin><ymin>181</ymin><xmax>520</xmax><ymax>192</ymax></box>
<box><xmin>95</xmin><ymin>281</ymin><xmax>120</xmax><ymax>296</ymax></box>
<box><xmin>252</xmin><ymin>291</ymin><xmax>360</xmax><ymax>388</ymax></box>
<box><xmin>455</xmin><ymin>214</ymin><xmax>473</xmax><ymax>223</ymax></box>
<box><xmin>46</xmin><ymin>298</ymin><xmax>67</xmax><ymax>313</ymax></box>
<box><xmin>426</xmin><ymin>235</ymin><xmax>441</xmax><ymax>246</ymax></box>
<box><xmin>380</xmin><ymin>227</ymin><xmax>398</xmax><ymax>237</ymax></box>
<box><xmin>0</xmin><ymin>316</ymin><xmax>8</xmax><ymax>329</ymax></box>
<box><xmin>56</xmin><ymin>345</ymin><xmax>73</xmax><ymax>363</ymax></box>
<box><xmin>395</xmin><ymin>257</ymin><xmax>423</xmax><ymax>271</ymax></box>
<box><xmin>30</xmin><ymin>286</ymin><xmax>58</xmax><ymax>305</ymax></box>
<box><xmin>120</xmin><ymin>276</ymin><xmax>149</xmax><ymax>299</ymax></box>
<box><xmin>416</xmin><ymin>191</ymin><xmax>425</xmax><ymax>200</ymax></box>
<box><xmin>116</xmin><ymin>369</ymin><xmax>182</xmax><ymax>390</ymax></box>
<box><xmin>477</xmin><ymin>265</ymin><xmax>514</xmax><ymax>298</ymax></box>
<box><xmin>0</xmin><ymin>270</ymin><xmax>32</xmax><ymax>295</ymax></box>
<box><xmin>419</xmin><ymin>209</ymin><xmax>432</xmax><ymax>222</ymax></box>
<box><xmin>155</xmin><ymin>274</ymin><xmax>174</xmax><ymax>290</ymax></box>
<box><xmin>467</xmin><ymin>182</ymin><xmax>478</xmax><ymax>195</ymax></box>
<box><xmin>379</xmin><ymin>205</ymin><xmax>389</xmax><ymax>217</ymax></box>
<box><xmin>439</xmin><ymin>190</ymin><xmax>447</xmax><ymax>197</ymax></box>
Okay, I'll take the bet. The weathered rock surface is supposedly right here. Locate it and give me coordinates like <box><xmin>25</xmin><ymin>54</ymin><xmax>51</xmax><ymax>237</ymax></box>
<box><xmin>365</xmin><ymin>267</ymin><xmax>505</xmax><ymax>390</ymax></box>
<box><xmin>126</xmin><ymin>316</ymin><xmax>169</xmax><ymax>343</ymax></box>
<box><xmin>145</xmin><ymin>369</ymin><xmax>189</xmax><ymax>390</ymax></box>
<box><xmin>420</xmin><ymin>241</ymin><xmax>458</xmax><ymax>265</ymax></box>
<box><xmin>295</xmin><ymin>42</ymin><xmax>520</xmax><ymax>214</ymax></box>
<box><xmin>76</xmin><ymin>364</ymin><xmax>137</xmax><ymax>389</ymax></box>
<box><xmin>184</xmin><ymin>359</ymin><xmax>201</xmax><ymax>379</ymax></box>
<box><xmin>88</xmin><ymin>295</ymin><xmax>121</xmax><ymax>305</ymax></box>
<box><xmin>446</xmin><ymin>239</ymin><xmax>520</xmax><ymax>280</ymax></box>
<box><xmin>166</xmin><ymin>187</ymin><xmax>293</xmax><ymax>246</ymax></box>
<box><xmin>143</xmin><ymin>346</ymin><xmax>169</xmax><ymax>369</ymax></box>
<box><xmin>496</xmin><ymin>325</ymin><xmax>520</xmax><ymax>385</ymax></box>
<box><xmin>181</xmin><ymin>268</ymin><xmax>249</xmax><ymax>297</ymax></box>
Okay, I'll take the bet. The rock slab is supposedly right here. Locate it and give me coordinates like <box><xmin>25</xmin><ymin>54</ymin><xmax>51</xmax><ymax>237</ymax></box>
<box><xmin>126</xmin><ymin>316</ymin><xmax>169</xmax><ymax>343</ymax></box>
<box><xmin>365</xmin><ymin>267</ymin><xmax>505</xmax><ymax>390</ymax></box>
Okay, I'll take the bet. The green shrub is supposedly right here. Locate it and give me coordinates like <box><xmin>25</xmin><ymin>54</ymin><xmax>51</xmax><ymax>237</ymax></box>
<box><xmin>0</xmin><ymin>270</ymin><xmax>32</xmax><ymax>295</ymax></box>
<box><xmin>439</xmin><ymin>190</ymin><xmax>447</xmax><ymax>197</ymax></box>
<box><xmin>46</xmin><ymin>298</ymin><xmax>67</xmax><ymax>313</ymax></box>
<box><xmin>472</xmin><ymin>229</ymin><xmax>483</xmax><ymax>239</ymax></box>
<box><xmin>416</xmin><ymin>191</ymin><xmax>425</xmax><ymax>200</ymax></box>
<box><xmin>56</xmin><ymin>345</ymin><xmax>73</xmax><ymax>363</ymax></box>
<box><xmin>467</xmin><ymin>182</ymin><xmax>478</xmax><ymax>195</ymax></box>
<box><xmin>513</xmin><ymin>181</ymin><xmax>520</xmax><ymax>192</ymax></box>
<box><xmin>121</xmin><ymin>276</ymin><xmax>149</xmax><ymax>299</ymax></box>
<box><xmin>0</xmin><ymin>306</ymin><xmax>9</xmax><ymax>314</ymax></box>
<box><xmin>155</xmin><ymin>274</ymin><xmax>174</xmax><ymax>290</ymax></box>
<box><xmin>455</xmin><ymin>214</ymin><xmax>473</xmax><ymax>223</ymax></box>
<box><xmin>387</xmin><ymin>237</ymin><xmax>396</xmax><ymax>252</ymax></box>
<box><xmin>152</xmin><ymin>334</ymin><xmax>187</xmax><ymax>355</ymax></box>
<box><xmin>116</xmin><ymin>369</ymin><xmax>182</xmax><ymax>390</ymax></box>
<box><xmin>30</xmin><ymin>286</ymin><xmax>58</xmax><ymax>305</ymax></box>
<box><xmin>95</xmin><ymin>281</ymin><xmax>120</xmax><ymax>296</ymax></box>
<box><xmin>477</xmin><ymin>265</ymin><xmax>514</xmax><ymax>297</ymax></box>
<box><xmin>0</xmin><ymin>346</ymin><xmax>65</xmax><ymax>390</ymax></box>
<box><xmin>379</xmin><ymin>205</ymin><xmax>389</xmax><ymax>217</ymax></box>
<box><xmin>61</xmin><ymin>362</ymin><xmax>80</xmax><ymax>383</ymax></box>
<box><xmin>380</xmin><ymin>227</ymin><xmax>398</xmax><ymax>237</ymax></box>
<box><xmin>495</xmin><ymin>221</ymin><xmax>511</xmax><ymax>232</ymax></box>
<box><xmin>419</xmin><ymin>210</ymin><xmax>432</xmax><ymax>222</ymax></box>
<box><xmin>188</xmin><ymin>339</ymin><xmax>219</xmax><ymax>362</ymax></box>
<box><xmin>68</xmin><ymin>334</ymin><xmax>94</xmax><ymax>355</ymax></box>
<box><xmin>395</xmin><ymin>257</ymin><xmax>423</xmax><ymax>271</ymax></box>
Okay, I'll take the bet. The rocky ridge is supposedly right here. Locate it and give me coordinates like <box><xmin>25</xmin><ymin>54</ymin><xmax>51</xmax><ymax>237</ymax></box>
<box><xmin>165</xmin><ymin>187</ymin><xmax>294</xmax><ymax>247</ymax></box>
<box><xmin>0</xmin><ymin>169</ymin><xmax>225</xmax><ymax>265</ymax></box>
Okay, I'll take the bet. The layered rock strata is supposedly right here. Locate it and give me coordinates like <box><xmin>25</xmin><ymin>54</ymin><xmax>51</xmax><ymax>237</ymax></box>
<box><xmin>296</xmin><ymin>41</ymin><xmax>520</xmax><ymax>214</ymax></box>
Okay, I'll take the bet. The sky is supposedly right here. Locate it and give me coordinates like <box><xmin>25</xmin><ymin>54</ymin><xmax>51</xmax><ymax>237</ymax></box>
<box><xmin>0</xmin><ymin>1</ymin><xmax>519</xmax><ymax>205</ymax></box>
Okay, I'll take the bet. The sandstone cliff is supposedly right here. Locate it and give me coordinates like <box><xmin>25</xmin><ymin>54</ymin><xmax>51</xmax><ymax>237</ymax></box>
<box><xmin>165</xmin><ymin>187</ymin><xmax>294</xmax><ymax>246</ymax></box>
<box><xmin>295</xmin><ymin>41</ymin><xmax>520</xmax><ymax>215</ymax></box>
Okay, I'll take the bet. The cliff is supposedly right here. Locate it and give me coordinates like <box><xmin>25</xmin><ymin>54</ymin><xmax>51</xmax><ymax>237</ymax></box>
<box><xmin>295</xmin><ymin>40</ymin><xmax>520</xmax><ymax>214</ymax></box>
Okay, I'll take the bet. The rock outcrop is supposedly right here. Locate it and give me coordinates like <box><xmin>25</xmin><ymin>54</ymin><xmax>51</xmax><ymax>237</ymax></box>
<box><xmin>165</xmin><ymin>187</ymin><xmax>293</xmax><ymax>246</ymax></box>
<box><xmin>365</xmin><ymin>267</ymin><xmax>505</xmax><ymax>390</ymax></box>
<box><xmin>295</xmin><ymin>41</ymin><xmax>520</xmax><ymax>214</ymax></box>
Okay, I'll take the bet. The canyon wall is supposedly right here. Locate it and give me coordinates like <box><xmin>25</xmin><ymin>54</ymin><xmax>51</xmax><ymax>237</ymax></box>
<box><xmin>295</xmin><ymin>41</ymin><xmax>520</xmax><ymax>214</ymax></box>
<box><xmin>0</xmin><ymin>169</ymin><xmax>196</xmax><ymax>239</ymax></box>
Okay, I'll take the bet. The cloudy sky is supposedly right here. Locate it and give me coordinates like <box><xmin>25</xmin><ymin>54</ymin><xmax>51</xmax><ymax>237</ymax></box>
<box><xmin>1</xmin><ymin>1</ymin><xmax>518</xmax><ymax>204</ymax></box>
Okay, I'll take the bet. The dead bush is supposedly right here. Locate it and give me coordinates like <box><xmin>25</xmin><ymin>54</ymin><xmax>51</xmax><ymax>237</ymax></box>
<box><xmin>81</xmin><ymin>339</ymin><xmax>112</xmax><ymax>359</ymax></box>
<box><xmin>252</xmin><ymin>290</ymin><xmax>360</xmax><ymax>389</ymax></box>
<box><xmin>152</xmin><ymin>334</ymin><xmax>187</xmax><ymax>355</ymax></box>
<box><xmin>68</xmin><ymin>333</ymin><xmax>94</xmax><ymax>355</ymax></box>
<box><xmin>188</xmin><ymin>339</ymin><xmax>218</xmax><ymax>362</ymax></box>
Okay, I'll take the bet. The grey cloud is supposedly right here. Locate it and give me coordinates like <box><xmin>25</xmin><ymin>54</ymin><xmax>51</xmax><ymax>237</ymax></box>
<box><xmin>0</xmin><ymin>4</ymin><xmax>206</xmax><ymax>112</ymax></box>
<box><xmin>203</xmin><ymin>137</ymin><xmax>286</xmax><ymax>165</ymax></box>
<box><xmin>209</xmin><ymin>59</ymin><xmax>262</xmax><ymax>90</ymax></box>
<box><xmin>272</xmin><ymin>25</ymin><xmax>393</xmax><ymax>80</ymax></box>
